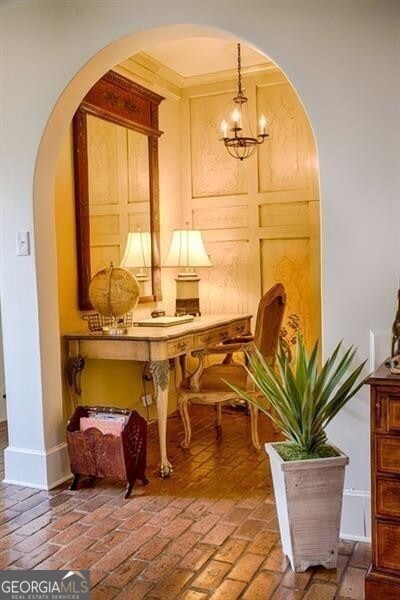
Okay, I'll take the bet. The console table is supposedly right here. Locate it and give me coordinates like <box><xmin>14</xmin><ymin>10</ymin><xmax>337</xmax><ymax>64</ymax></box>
<box><xmin>64</xmin><ymin>314</ymin><xmax>252</xmax><ymax>478</ymax></box>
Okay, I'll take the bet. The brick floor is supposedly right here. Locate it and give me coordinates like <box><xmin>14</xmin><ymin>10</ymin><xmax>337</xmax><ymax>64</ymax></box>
<box><xmin>0</xmin><ymin>407</ymin><xmax>369</xmax><ymax>598</ymax></box>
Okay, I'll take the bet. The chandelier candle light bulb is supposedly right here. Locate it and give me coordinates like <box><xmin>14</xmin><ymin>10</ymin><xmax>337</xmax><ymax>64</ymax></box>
<box><xmin>221</xmin><ymin>119</ymin><xmax>228</xmax><ymax>138</ymax></box>
<box><xmin>231</xmin><ymin>107</ymin><xmax>241</xmax><ymax>130</ymax></box>
<box><xmin>259</xmin><ymin>114</ymin><xmax>267</xmax><ymax>135</ymax></box>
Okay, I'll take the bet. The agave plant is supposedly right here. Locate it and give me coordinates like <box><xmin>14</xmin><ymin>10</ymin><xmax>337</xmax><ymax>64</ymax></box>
<box><xmin>227</xmin><ymin>333</ymin><xmax>366</xmax><ymax>457</ymax></box>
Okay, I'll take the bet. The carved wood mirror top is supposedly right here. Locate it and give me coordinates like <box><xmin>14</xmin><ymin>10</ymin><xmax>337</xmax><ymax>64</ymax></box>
<box><xmin>73</xmin><ymin>70</ymin><xmax>164</xmax><ymax>310</ymax></box>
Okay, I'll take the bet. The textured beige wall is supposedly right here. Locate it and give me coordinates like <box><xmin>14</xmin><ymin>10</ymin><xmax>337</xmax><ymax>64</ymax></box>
<box><xmin>182</xmin><ymin>68</ymin><xmax>321</xmax><ymax>349</ymax></box>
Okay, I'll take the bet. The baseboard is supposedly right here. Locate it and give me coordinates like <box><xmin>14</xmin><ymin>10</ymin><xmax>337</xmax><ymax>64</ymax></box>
<box><xmin>3</xmin><ymin>442</ymin><xmax>71</xmax><ymax>490</ymax></box>
<box><xmin>341</xmin><ymin>532</ymin><xmax>372</xmax><ymax>543</ymax></box>
<box><xmin>3</xmin><ymin>474</ymin><xmax>72</xmax><ymax>490</ymax></box>
<box><xmin>340</xmin><ymin>488</ymin><xmax>371</xmax><ymax>542</ymax></box>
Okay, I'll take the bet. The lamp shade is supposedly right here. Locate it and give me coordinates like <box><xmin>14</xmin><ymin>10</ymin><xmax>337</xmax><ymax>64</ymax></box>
<box><xmin>163</xmin><ymin>229</ymin><xmax>212</xmax><ymax>269</ymax></box>
<box><xmin>120</xmin><ymin>232</ymin><xmax>152</xmax><ymax>268</ymax></box>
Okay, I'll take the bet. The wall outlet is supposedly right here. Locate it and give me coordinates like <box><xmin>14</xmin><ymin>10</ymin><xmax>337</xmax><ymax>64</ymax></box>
<box><xmin>141</xmin><ymin>394</ymin><xmax>153</xmax><ymax>407</ymax></box>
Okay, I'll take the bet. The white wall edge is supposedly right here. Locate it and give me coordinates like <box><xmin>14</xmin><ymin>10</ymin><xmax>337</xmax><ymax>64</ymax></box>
<box><xmin>0</xmin><ymin>384</ymin><xmax>6</xmax><ymax>423</ymax></box>
<box><xmin>4</xmin><ymin>442</ymin><xmax>70</xmax><ymax>490</ymax></box>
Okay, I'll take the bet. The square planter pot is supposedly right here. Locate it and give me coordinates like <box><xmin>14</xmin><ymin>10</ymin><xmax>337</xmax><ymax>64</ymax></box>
<box><xmin>265</xmin><ymin>441</ymin><xmax>349</xmax><ymax>572</ymax></box>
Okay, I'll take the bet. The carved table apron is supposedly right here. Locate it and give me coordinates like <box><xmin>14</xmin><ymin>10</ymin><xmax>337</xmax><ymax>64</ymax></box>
<box><xmin>64</xmin><ymin>314</ymin><xmax>252</xmax><ymax>477</ymax></box>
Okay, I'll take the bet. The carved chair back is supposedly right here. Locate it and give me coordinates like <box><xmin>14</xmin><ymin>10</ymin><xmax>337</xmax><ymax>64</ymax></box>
<box><xmin>252</xmin><ymin>283</ymin><xmax>286</xmax><ymax>363</ymax></box>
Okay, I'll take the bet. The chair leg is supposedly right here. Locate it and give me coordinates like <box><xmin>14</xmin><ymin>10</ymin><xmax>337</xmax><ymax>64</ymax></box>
<box><xmin>215</xmin><ymin>403</ymin><xmax>222</xmax><ymax>439</ymax></box>
<box><xmin>215</xmin><ymin>403</ymin><xmax>222</xmax><ymax>426</ymax></box>
<box><xmin>248</xmin><ymin>401</ymin><xmax>261</xmax><ymax>451</ymax></box>
<box><xmin>179</xmin><ymin>395</ymin><xmax>192</xmax><ymax>449</ymax></box>
<box><xmin>270</xmin><ymin>405</ymin><xmax>281</xmax><ymax>434</ymax></box>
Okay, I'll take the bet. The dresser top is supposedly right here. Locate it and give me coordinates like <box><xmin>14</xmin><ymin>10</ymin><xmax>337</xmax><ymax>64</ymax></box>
<box><xmin>366</xmin><ymin>361</ymin><xmax>400</xmax><ymax>386</ymax></box>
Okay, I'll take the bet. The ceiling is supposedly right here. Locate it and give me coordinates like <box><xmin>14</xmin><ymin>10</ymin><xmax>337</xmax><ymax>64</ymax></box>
<box><xmin>142</xmin><ymin>37</ymin><xmax>271</xmax><ymax>79</ymax></box>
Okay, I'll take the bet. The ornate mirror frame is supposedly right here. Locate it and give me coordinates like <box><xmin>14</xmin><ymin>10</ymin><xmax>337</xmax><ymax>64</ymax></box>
<box><xmin>73</xmin><ymin>70</ymin><xmax>164</xmax><ymax>310</ymax></box>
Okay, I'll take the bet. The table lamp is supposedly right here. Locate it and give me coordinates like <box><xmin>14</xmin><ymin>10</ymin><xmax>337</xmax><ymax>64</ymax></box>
<box><xmin>120</xmin><ymin>231</ymin><xmax>152</xmax><ymax>296</ymax></box>
<box><xmin>164</xmin><ymin>227</ymin><xmax>212</xmax><ymax>316</ymax></box>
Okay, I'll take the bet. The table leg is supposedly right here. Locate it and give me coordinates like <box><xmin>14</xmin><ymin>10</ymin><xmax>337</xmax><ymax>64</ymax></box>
<box><xmin>179</xmin><ymin>354</ymin><xmax>187</xmax><ymax>379</ymax></box>
<box><xmin>149</xmin><ymin>360</ymin><xmax>172</xmax><ymax>478</ymax></box>
<box><xmin>66</xmin><ymin>344</ymin><xmax>86</xmax><ymax>409</ymax></box>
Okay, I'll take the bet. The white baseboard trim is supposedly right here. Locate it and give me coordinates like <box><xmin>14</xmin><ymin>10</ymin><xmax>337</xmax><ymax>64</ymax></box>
<box><xmin>3</xmin><ymin>442</ymin><xmax>71</xmax><ymax>490</ymax></box>
<box><xmin>340</xmin><ymin>488</ymin><xmax>371</xmax><ymax>543</ymax></box>
<box><xmin>341</xmin><ymin>533</ymin><xmax>372</xmax><ymax>543</ymax></box>
<box><xmin>3</xmin><ymin>474</ymin><xmax>72</xmax><ymax>490</ymax></box>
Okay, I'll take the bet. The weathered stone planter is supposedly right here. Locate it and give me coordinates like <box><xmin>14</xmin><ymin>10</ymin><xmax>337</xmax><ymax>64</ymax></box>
<box><xmin>265</xmin><ymin>442</ymin><xmax>349</xmax><ymax>572</ymax></box>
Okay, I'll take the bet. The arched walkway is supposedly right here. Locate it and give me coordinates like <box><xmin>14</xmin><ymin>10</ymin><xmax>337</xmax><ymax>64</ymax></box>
<box><xmin>1</xmin><ymin>1</ymin><xmax>397</xmax><ymax>542</ymax></box>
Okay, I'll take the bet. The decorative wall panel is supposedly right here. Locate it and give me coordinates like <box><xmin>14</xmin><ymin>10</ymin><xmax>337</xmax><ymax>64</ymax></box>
<box><xmin>190</xmin><ymin>93</ymin><xmax>247</xmax><ymax>198</ymax></box>
<box><xmin>87</xmin><ymin>115</ymin><xmax>127</xmax><ymax>206</ymax></box>
<box><xmin>260</xmin><ymin>237</ymin><xmax>318</xmax><ymax>345</ymax></box>
<box><xmin>127</xmin><ymin>130</ymin><xmax>150</xmax><ymax>204</ymax></box>
<box><xmin>257</xmin><ymin>83</ymin><xmax>315</xmax><ymax>195</ymax></box>
<box><xmin>259</xmin><ymin>202</ymin><xmax>309</xmax><ymax>228</ymax></box>
<box><xmin>128</xmin><ymin>211</ymin><xmax>151</xmax><ymax>231</ymax></box>
<box><xmin>200</xmin><ymin>240</ymin><xmax>250</xmax><ymax>315</ymax></box>
<box><xmin>184</xmin><ymin>70</ymin><xmax>321</xmax><ymax>350</ymax></box>
<box><xmin>193</xmin><ymin>206</ymin><xmax>248</xmax><ymax>230</ymax></box>
<box><xmin>86</xmin><ymin>115</ymin><xmax>154</xmax><ymax>278</ymax></box>
<box><xmin>90</xmin><ymin>214</ymin><xmax>119</xmax><ymax>236</ymax></box>
<box><xmin>90</xmin><ymin>244</ymin><xmax>120</xmax><ymax>276</ymax></box>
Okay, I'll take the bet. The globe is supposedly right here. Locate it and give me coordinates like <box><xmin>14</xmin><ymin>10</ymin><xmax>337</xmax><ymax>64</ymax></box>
<box><xmin>89</xmin><ymin>264</ymin><xmax>140</xmax><ymax>319</ymax></box>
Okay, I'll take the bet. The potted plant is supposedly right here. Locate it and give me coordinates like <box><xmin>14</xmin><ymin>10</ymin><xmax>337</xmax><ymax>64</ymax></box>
<box><xmin>227</xmin><ymin>334</ymin><xmax>366</xmax><ymax>572</ymax></box>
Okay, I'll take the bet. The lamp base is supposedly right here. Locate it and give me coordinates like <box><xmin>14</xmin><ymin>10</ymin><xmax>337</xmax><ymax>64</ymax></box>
<box><xmin>175</xmin><ymin>274</ymin><xmax>201</xmax><ymax>316</ymax></box>
<box><xmin>175</xmin><ymin>298</ymin><xmax>201</xmax><ymax>317</ymax></box>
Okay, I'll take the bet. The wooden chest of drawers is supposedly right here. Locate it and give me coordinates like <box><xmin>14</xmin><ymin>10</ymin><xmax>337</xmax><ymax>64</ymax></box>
<box><xmin>366</xmin><ymin>364</ymin><xmax>400</xmax><ymax>599</ymax></box>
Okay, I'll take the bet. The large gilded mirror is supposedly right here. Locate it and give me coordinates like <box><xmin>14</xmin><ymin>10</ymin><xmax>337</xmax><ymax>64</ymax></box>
<box><xmin>73</xmin><ymin>70</ymin><xmax>164</xmax><ymax>310</ymax></box>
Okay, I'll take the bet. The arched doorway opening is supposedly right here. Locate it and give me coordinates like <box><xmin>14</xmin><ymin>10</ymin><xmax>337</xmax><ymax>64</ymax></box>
<box><xmin>51</xmin><ymin>33</ymin><xmax>321</xmax><ymax>482</ymax></box>
<box><xmin>4</xmin><ymin>24</ymin><xmax>320</xmax><ymax>491</ymax></box>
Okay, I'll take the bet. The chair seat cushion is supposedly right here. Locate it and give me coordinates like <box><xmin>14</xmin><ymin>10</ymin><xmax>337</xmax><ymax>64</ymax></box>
<box><xmin>198</xmin><ymin>363</ymin><xmax>248</xmax><ymax>392</ymax></box>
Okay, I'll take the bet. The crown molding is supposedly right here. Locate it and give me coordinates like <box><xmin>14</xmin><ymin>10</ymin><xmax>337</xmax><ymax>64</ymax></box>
<box><xmin>117</xmin><ymin>55</ymin><xmax>182</xmax><ymax>100</ymax></box>
<box><xmin>119</xmin><ymin>52</ymin><xmax>278</xmax><ymax>98</ymax></box>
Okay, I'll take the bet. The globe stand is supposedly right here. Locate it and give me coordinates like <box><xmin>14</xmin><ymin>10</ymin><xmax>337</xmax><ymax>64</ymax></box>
<box><xmin>102</xmin><ymin>317</ymin><xmax>129</xmax><ymax>336</ymax></box>
<box><xmin>102</xmin><ymin>326</ymin><xmax>128</xmax><ymax>336</ymax></box>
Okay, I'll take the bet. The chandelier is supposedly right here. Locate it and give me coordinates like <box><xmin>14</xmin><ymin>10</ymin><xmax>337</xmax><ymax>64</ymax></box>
<box><xmin>220</xmin><ymin>43</ymin><xmax>268</xmax><ymax>161</ymax></box>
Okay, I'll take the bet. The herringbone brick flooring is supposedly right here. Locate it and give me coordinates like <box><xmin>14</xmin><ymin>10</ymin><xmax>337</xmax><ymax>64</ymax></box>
<box><xmin>0</xmin><ymin>408</ymin><xmax>368</xmax><ymax>599</ymax></box>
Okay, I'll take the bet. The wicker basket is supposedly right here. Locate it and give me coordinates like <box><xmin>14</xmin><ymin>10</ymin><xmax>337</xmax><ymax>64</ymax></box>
<box><xmin>82</xmin><ymin>312</ymin><xmax>133</xmax><ymax>332</ymax></box>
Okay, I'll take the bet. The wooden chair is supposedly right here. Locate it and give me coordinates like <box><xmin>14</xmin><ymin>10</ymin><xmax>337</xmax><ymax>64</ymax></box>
<box><xmin>178</xmin><ymin>284</ymin><xmax>286</xmax><ymax>450</ymax></box>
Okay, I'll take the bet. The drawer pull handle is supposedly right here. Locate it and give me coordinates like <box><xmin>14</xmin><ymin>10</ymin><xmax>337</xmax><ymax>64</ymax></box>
<box><xmin>177</xmin><ymin>341</ymin><xmax>187</xmax><ymax>351</ymax></box>
<box><xmin>220</xmin><ymin>330</ymin><xmax>229</xmax><ymax>340</ymax></box>
<box><xmin>235</xmin><ymin>325</ymin><xmax>244</xmax><ymax>333</ymax></box>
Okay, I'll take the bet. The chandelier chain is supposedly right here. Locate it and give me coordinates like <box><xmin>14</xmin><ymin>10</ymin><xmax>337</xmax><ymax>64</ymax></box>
<box><xmin>237</xmin><ymin>43</ymin><xmax>243</xmax><ymax>98</ymax></box>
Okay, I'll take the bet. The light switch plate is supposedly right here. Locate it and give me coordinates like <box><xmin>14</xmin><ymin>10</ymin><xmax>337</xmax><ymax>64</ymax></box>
<box><xmin>16</xmin><ymin>231</ymin><xmax>30</xmax><ymax>256</ymax></box>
